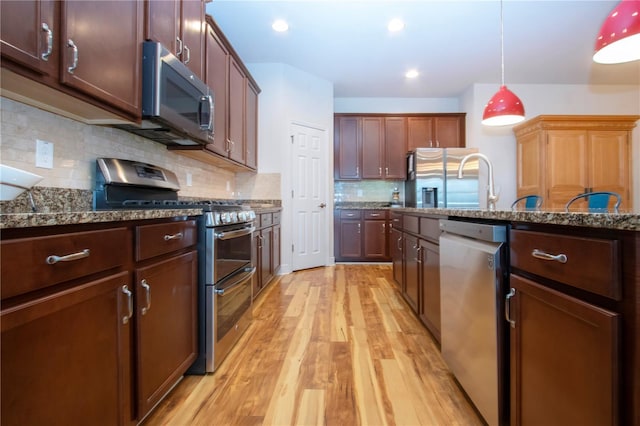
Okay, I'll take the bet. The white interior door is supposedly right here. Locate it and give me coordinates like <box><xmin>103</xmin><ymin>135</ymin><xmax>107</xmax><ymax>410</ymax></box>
<box><xmin>291</xmin><ymin>123</ymin><xmax>327</xmax><ymax>271</ymax></box>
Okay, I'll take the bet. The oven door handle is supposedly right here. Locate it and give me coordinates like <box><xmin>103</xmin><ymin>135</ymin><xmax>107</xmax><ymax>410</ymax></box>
<box><xmin>215</xmin><ymin>226</ymin><xmax>255</xmax><ymax>240</ymax></box>
<box><xmin>214</xmin><ymin>267</ymin><xmax>256</xmax><ymax>296</ymax></box>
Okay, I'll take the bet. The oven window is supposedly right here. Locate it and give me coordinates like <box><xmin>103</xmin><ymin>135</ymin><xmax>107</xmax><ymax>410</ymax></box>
<box><xmin>216</xmin><ymin>276</ymin><xmax>252</xmax><ymax>341</ymax></box>
<box><xmin>214</xmin><ymin>230</ymin><xmax>252</xmax><ymax>283</ymax></box>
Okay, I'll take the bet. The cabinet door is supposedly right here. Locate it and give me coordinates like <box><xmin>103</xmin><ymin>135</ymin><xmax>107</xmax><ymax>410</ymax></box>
<box><xmin>252</xmin><ymin>232</ymin><xmax>261</xmax><ymax>298</ymax></box>
<box><xmin>588</xmin><ymin>130</ymin><xmax>631</xmax><ymax>208</ymax></box>
<box><xmin>339</xmin><ymin>220</ymin><xmax>362</xmax><ymax>259</ymax></box>
<box><xmin>403</xmin><ymin>234</ymin><xmax>419</xmax><ymax>313</ymax></box>
<box><xmin>361</xmin><ymin>117</ymin><xmax>384</xmax><ymax>179</ymax></box>
<box><xmin>384</xmin><ymin>117</ymin><xmax>407</xmax><ymax>179</ymax></box>
<box><xmin>334</xmin><ymin>116</ymin><xmax>361</xmax><ymax>179</ymax></box>
<box><xmin>390</xmin><ymin>228</ymin><xmax>403</xmax><ymax>288</ymax></box>
<box><xmin>135</xmin><ymin>251</ymin><xmax>197</xmax><ymax>419</ymax></box>
<box><xmin>0</xmin><ymin>0</ymin><xmax>57</xmax><ymax>76</ymax></box>
<box><xmin>509</xmin><ymin>274</ymin><xmax>619</xmax><ymax>426</ymax></box>
<box><xmin>419</xmin><ymin>239</ymin><xmax>440</xmax><ymax>342</ymax></box>
<box><xmin>407</xmin><ymin>117</ymin><xmax>433</xmax><ymax>151</ymax></box>
<box><xmin>1</xmin><ymin>272</ymin><xmax>132</xmax><ymax>426</ymax></box>
<box><xmin>434</xmin><ymin>116</ymin><xmax>463</xmax><ymax>148</ymax></box>
<box><xmin>228</xmin><ymin>56</ymin><xmax>246</xmax><ymax>163</ymax></box>
<box><xmin>204</xmin><ymin>24</ymin><xmax>229</xmax><ymax>156</ymax></box>
<box><xmin>546</xmin><ymin>130</ymin><xmax>589</xmax><ymax>210</ymax></box>
<box><xmin>60</xmin><ymin>1</ymin><xmax>142</xmax><ymax>115</ymax></box>
<box><xmin>146</xmin><ymin>0</ymin><xmax>179</xmax><ymax>55</ymax></box>
<box><xmin>272</xmin><ymin>224</ymin><xmax>281</xmax><ymax>275</ymax></box>
<box><xmin>516</xmin><ymin>131</ymin><xmax>545</xmax><ymax>201</ymax></box>
<box><xmin>260</xmin><ymin>227</ymin><xmax>274</xmax><ymax>286</ymax></box>
<box><xmin>245</xmin><ymin>80</ymin><xmax>259</xmax><ymax>170</ymax></box>
<box><xmin>363</xmin><ymin>219</ymin><xmax>386</xmax><ymax>259</ymax></box>
<box><xmin>180</xmin><ymin>0</ymin><xmax>204</xmax><ymax>80</ymax></box>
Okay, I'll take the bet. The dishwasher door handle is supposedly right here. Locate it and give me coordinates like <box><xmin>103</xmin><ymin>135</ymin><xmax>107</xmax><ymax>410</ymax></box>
<box><xmin>505</xmin><ymin>288</ymin><xmax>516</xmax><ymax>328</ymax></box>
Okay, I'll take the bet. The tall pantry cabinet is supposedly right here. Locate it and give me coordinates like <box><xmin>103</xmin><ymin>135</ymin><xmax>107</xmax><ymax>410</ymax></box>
<box><xmin>513</xmin><ymin>115</ymin><xmax>639</xmax><ymax>210</ymax></box>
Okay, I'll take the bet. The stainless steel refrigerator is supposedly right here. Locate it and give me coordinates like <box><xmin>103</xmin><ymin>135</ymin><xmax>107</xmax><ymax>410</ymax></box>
<box><xmin>405</xmin><ymin>148</ymin><xmax>480</xmax><ymax>208</ymax></box>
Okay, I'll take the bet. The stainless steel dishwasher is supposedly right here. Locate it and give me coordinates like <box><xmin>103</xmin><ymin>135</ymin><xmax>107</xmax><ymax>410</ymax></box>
<box><xmin>439</xmin><ymin>219</ymin><xmax>509</xmax><ymax>426</ymax></box>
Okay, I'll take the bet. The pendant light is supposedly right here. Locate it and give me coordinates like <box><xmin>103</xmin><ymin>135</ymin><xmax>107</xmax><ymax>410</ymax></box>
<box><xmin>482</xmin><ymin>0</ymin><xmax>525</xmax><ymax>126</ymax></box>
<box><xmin>593</xmin><ymin>0</ymin><xmax>640</xmax><ymax>64</ymax></box>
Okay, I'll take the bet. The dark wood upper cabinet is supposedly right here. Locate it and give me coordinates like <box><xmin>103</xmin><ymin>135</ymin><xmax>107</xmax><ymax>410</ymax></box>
<box><xmin>204</xmin><ymin>23</ymin><xmax>228</xmax><ymax>156</ymax></box>
<box><xmin>1</xmin><ymin>0</ymin><xmax>143</xmax><ymax>119</ymax></box>
<box><xmin>245</xmin><ymin>80</ymin><xmax>259</xmax><ymax>170</ymax></box>
<box><xmin>334</xmin><ymin>116</ymin><xmax>361</xmax><ymax>180</ymax></box>
<box><xmin>336</xmin><ymin>114</ymin><xmax>461</xmax><ymax>181</ymax></box>
<box><xmin>146</xmin><ymin>0</ymin><xmax>205</xmax><ymax>80</ymax></box>
<box><xmin>228</xmin><ymin>56</ymin><xmax>246</xmax><ymax>164</ymax></box>
<box><xmin>0</xmin><ymin>0</ymin><xmax>58</xmax><ymax>77</ymax></box>
<box><xmin>407</xmin><ymin>114</ymin><xmax>465</xmax><ymax>150</ymax></box>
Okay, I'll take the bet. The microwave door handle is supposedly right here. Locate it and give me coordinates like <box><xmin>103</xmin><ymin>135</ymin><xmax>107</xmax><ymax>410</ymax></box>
<box><xmin>207</xmin><ymin>95</ymin><xmax>213</xmax><ymax>131</ymax></box>
<box><xmin>198</xmin><ymin>95</ymin><xmax>211</xmax><ymax>130</ymax></box>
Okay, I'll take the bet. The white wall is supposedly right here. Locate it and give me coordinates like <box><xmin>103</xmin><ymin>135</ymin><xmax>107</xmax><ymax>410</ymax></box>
<box><xmin>246</xmin><ymin>63</ymin><xmax>334</xmax><ymax>273</ymax></box>
<box><xmin>462</xmin><ymin>83</ymin><xmax>640</xmax><ymax>210</ymax></box>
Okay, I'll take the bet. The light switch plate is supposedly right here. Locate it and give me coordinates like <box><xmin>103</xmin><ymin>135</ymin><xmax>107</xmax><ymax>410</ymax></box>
<box><xmin>36</xmin><ymin>139</ymin><xmax>53</xmax><ymax>169</ymax></box>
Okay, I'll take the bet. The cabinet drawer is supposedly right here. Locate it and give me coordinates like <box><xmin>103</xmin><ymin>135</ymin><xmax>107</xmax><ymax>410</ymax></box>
<box><xmin>364</xmin><ymin>210</ymin><xmax>387</xmax><ymax>220</ymax></box>
<box><xmin>390</xmin><ymin>212</ymin><xmax>403</xmax><ymax>230</ymax></box>
<box><xmin>1</xmin><ymin>228</ymin><xmax>129</xmax><ymax>300</ymax></box>
<box><xmin>404</xmin><ymin>215</ymin><xmax>419</xmax><ymax>234</ymax></box>
<box><xmin>272</xmin><ymin>211</ymin><xmax>281</xmax><ymax>225</ymax></box>
<box><xmin>510</xmin><ymin>230</ymin><xmax>621</xmax><ymax>300</ymax></box>
<box><xmin>419</xmin><ymin>217</ymin><xmax>441</xmax><ymax>242</ymax></box>
<box><xmin>260</xmin><ymin>213</ymin><xmax>273</xmax><ymax>227</ymax></box>
<box><xmin>136</xmin><ymin>220</ymin><xmax>197</xmax><ymax>261</ymax></box>
<box><xmin>340</xmin><ymin>210</ymin><xmax>362</xmax><ymax>220</ymax></box>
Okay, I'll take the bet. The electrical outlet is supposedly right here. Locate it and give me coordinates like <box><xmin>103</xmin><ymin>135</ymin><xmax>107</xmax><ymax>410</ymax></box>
<box><xmin>36</xmin><ymin>139</ymin><xmax>53</xmax><ymax>169</ymax></box>
<box><xmin>186</xmin><ymin>173</ymin><xmax>193</xmax><ymax>187</ymax></box>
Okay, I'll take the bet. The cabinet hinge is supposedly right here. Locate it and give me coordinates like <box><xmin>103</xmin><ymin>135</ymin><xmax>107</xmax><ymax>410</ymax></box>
<box><xmin>292</xmin><ymin>244</ymin><xmax>294</xmax><ymax>253</ymax></box>
<box><xmin>291</xmin><ymin>135</ymin><xmax>294</xmax><ymax>144</ymax></box>
<box><xmin>291</xmin><ymin>189</ymin><xmax>294</xmax><ymax>198</ymax></box>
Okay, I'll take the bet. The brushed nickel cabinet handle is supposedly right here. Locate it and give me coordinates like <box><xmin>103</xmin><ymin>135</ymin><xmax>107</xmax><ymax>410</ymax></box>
<box><xmin>505</xmin><ymin>288</ymin><xmax>516</xmax><ymax>328</ymax></box>
<box><xmin>183</xmin><ymin>44</ymin><xmax>191</xmax><ymax>64</ymax></box>
<box><xmin>122</xmin><ymin>285</ymin><xmax>133</xmax><ymax>324</ymax></box>
<box><xmin>164</xmin><ymin>232</ymin><xmax>184</xmax><ymax>241</ymax></box>
<box><xmin>46</xmin><ymin>248</ymin><xmax>90</xmax><ymax>264</ymax></box>
<box><xmin>531</xmin><ymin>249</ymin><xmax>567</xmax><ymax>264</ymax></box>
<box><xmin>176</xmin><ymin>37</ymin><xmax>183</xmax><ymax>55</ymax></box>
<box><xmin>67</xmin><ymin>39</ymin><xmax>78</xmax><ymax>73</ymax></box>
<box><xmin>141</xmin><ymin>279</ymin><xmax>151</xmax><ymax>315</ymax></box>
<box><xmin>41</xmin><ymin>22</ymin><xmax>53</xmax><ymax>60</ymax></box>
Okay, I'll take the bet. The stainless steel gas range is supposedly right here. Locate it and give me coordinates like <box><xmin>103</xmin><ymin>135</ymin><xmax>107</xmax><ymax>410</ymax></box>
<box><xmin>94</xmin><ymin>158</ymin><xmax>255</xmax><ymax>374</ymax></box>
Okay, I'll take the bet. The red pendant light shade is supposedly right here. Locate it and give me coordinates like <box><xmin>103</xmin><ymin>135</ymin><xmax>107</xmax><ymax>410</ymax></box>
<box><xmin>593</xmin><ymin>0</ymin><xmax>640</xmax><ymax>64</ymax></box>
<box><xmin>482</xmin><ymin>85</ymin><xmax>525</xmax><ymax>126</ymax></box>
<box><xmin>481</xmin><ymin>0</ymin><xmax>525</xmax><ymax>127</ymax></box>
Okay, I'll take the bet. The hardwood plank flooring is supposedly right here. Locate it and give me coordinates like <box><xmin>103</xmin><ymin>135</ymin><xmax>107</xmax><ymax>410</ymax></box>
<box><xmin>143</xmin><ymin>264</ymin><xmax>483</xmax><ymax>426</ymax></box>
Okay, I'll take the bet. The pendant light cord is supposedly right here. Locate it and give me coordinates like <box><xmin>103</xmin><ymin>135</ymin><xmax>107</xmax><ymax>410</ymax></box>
<box><xmin>500</xmin><ymin>0</ymin><xmax>505</xmax><ymax>87</ymax></box>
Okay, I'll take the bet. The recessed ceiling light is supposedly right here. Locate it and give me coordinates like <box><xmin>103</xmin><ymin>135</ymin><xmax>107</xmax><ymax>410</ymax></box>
<box><xmin>388</xmin><ymin>18</ymin><xmax>405</xmax><ymax>32</ymax></box>
<box><xmin>405</xmin><ymin>69</ymin><xmax>419</xmax><ymax>79</ymax></box>
<box><xmin>272</xmin><ymin>19</ymin><xmax>289</xmax><ymax>32</ymax></box>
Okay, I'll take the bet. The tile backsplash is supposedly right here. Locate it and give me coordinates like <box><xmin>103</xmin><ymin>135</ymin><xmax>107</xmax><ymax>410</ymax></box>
<box><xmin>334</xmin><ymin>180</ymin><xmax>404</xmax><ymax>203</ymax></box>
<box><xmin>0</xmin><ymin>97</ymin><xmax>281</xmax><ymax>201</ymax></box>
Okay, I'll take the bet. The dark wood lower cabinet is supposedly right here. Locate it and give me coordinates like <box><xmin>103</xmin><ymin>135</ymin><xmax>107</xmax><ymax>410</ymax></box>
<box><xmin>135</xmin><ymin>251</ymin><xmax>198</xmax><ymax>420</ymax></box>
<box><xmin>1</xmin><ymin>271</ymin><xmax>132</xmax><ymax>426</ymax></box>
<box><xmin>403</xmin><ymin>234</ymin><xmax>419</xmax><ymax>312</ymax></box>
<box><xmin>253</xmin><ymin>211</ymin><xmax>281</xmax><ymax>300</ymax></box>
<box><xmin>335</xmin><ymin>209</ymin><xmax>390</xmax><ymax>262</ymax></box>
<box><xmin>509</xmin><ymin>274</ymin><xmax>620</xmax><ymax>426</ymax></box>
<box><xmin>390</xmin><ymin>227</ymin><xmax>403</xmax><ymax>289</ymax></box>
<box><xmin>419</xmin><ymin>239</ymin><xmax>440</xmax><ymax>342</ymax></box>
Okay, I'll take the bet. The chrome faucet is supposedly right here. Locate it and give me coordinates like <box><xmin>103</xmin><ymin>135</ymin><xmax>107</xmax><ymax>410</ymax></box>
<box><xmin>458</xmin><ymin>153</ymin><xmax>499</xmax><ymax>211</ymax></box>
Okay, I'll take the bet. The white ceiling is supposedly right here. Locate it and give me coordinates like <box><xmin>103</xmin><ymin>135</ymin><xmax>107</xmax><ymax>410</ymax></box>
<box><xmin>206</xmin><ymin>0</ymin><xmax>640</xmax><ymax>98</ymax></box>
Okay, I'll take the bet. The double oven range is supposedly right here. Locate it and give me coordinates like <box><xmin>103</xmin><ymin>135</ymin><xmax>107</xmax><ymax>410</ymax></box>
<box><xmin>94</xmin><ymin>158</ymin><xmax>255</xmax><ymax>373</ymax></box>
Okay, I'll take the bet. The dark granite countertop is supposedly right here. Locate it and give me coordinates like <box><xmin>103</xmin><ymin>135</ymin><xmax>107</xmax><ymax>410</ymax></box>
<box><xmin>0</xmin><ymin>187</ymin><xmax>281</xmax><ymax>229</ymax></box>
<box><xmin>335</xmin><ymin>203</ymin><xmax>639</xmax><ymax>231</ymax></box>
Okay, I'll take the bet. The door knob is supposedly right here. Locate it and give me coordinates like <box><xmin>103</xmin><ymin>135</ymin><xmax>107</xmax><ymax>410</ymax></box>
<box><xmin>319</xmin><ymin>203</ymin><xmax>326</xmax><ymax>208</ymax></box>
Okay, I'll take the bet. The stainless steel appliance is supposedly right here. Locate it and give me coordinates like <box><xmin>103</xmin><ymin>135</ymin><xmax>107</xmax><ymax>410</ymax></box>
<box><xmin>405</xmin><ymin>148</ymin><xmax>480</xmax><ymax>208</ymax></box>
<box><xmin>93</xmin><ymin>158</ymin><xmax>255</xmax><ymax>374</ymax></box>
<box><xmin>116</xmin><ymin>42</ymin><xmax>214</xmax><ymax>146</ymax></box>
<box><xmin>439</xmin><ymin>219</ymin><xmax>509</xmax><ymax>426</ymax></box>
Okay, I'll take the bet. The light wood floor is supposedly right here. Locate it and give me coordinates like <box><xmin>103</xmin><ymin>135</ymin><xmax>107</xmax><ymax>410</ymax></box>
<box><xmin>143</xmin><ymin>264</ymin><xmax>484</xmax><ymax>426</ymax></box>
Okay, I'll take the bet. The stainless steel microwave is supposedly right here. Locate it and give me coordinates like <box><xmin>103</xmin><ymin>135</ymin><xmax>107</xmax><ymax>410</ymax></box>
<box><xmin>117</xmin><ymin>41</ymin><xmax>214</xmax><ymax>146</ymax></box>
